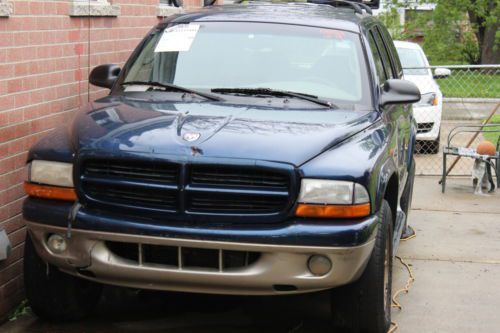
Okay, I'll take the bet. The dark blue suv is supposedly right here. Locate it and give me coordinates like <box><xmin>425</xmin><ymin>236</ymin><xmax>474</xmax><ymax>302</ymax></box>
<box><xmin>22</xmin><ymin>1</ymin><xmax>420</xmax><ymax>332</ymax></box>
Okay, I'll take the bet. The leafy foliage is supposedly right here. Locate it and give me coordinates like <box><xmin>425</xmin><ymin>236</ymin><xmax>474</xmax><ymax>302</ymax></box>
<box><xmin>379</xmin><ymin>0</ymin><xmax>499</xmax><ymax>64</ymax></box>
<box><xmin>8</xmin><ymin>300</ymin><xmax>30</xmax><ymax>322</ymax></box>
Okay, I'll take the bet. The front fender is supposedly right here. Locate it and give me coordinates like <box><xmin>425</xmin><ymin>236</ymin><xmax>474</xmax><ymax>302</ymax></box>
<box><xmin>27</xmin><ymin>126</ymin><xmax>75</xmax><ymax>163</ymax></box>
<box><xmin>299</xmin><ymin>119</ymin><xmax>398</xmax><ymax>215</ymax></box>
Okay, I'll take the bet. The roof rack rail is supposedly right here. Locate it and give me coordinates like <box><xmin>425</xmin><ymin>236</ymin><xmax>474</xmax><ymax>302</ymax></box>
<box><xmin>230</xmin><ymin>0</ymin><xmax>380</xmax><ymax>12</ymax></box>
<box><xmin>306</xmin><ymin>0</ymin><xmax>374</xmax><ymax>15</ymax></box>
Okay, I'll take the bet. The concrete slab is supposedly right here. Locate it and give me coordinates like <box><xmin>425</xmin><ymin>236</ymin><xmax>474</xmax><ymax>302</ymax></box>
<box><xmin>391</xmin><ymin>259</ymin><xmax>500</xmax><ymax>333</ymax></box>
<box><xmin>412</xmin><ymin>176</ymin><xmax>500</xmax><ymax>214</ymax></box>
<box><xmin>401</xmin><ymin>210</ymin><xmax>500</xmax><ymax>263</ymax></box>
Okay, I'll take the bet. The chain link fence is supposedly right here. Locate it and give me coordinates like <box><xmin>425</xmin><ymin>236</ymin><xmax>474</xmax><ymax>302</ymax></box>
<box><xmin>402</xmin><ymin>65</ymin><xmax>500</xmax><ymax>176</ymax></box>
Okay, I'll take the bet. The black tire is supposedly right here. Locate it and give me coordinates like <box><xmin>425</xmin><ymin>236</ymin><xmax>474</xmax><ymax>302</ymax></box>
<box><xmin>24</xmin><ymin>233</ymin><xmax>102</xmax><ymax>321</ymax></box>
<box><xmin>331</xmin><ymin>200</ymin><xmax>393</xmax><ymax>333</ymax></box>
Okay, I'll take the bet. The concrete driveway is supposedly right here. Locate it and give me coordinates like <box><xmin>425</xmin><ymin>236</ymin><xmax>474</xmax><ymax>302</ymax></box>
<box><xmin>2</xmin><ymin>176</ymin><xmax>499</xmax><ymax>333</ymax></box>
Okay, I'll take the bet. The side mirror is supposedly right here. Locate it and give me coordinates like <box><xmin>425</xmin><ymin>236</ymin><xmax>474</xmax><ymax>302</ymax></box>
<box><xmin>89</xmin><ymin>64</ymin><xmax>121</xmax><ymax>89</ymax></box>
<box><xmin>379</xmin><ymin>79</ymin><xmax>421</xmax><ymax>107</ymax></box>
<box><xmin>433</xmin><ymin>67</ymin><xmax>451</xmax><ymax>79</ymax></box>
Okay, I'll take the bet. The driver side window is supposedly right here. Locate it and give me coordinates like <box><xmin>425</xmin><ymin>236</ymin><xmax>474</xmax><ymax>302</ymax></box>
<box><xmin>368</xmin><ymin>31</ymin><xmax>387</xmax><ymax>86</ymax></box>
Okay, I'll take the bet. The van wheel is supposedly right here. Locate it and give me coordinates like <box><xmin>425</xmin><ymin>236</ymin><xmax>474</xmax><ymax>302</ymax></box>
<box><xmin>331</xmin><ymin>200</ymin><xmax>393</xmax><ymax>333</ymax></box>
<box><xmin>24</xmin><ymin>233</ymin><xmax>102</xmax><ymax>321</ymax></box>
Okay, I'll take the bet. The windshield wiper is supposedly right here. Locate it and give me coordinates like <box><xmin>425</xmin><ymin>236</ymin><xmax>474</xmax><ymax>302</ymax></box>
<box><xmin>121</xmin><ymin>81</ymin><xmax>223</xmax><ymax>102</ymax></box>
<box><xmin>211</xmin><ymin>87</ymin><xmax>336</xmax><ymax>109</ymax></box>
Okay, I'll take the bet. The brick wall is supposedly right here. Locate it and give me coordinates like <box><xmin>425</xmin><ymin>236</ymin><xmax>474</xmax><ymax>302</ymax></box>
<box><xmin>0</xmin><ymin>0</ymin><xmax>201</xmax><ymax>322</ymax></box>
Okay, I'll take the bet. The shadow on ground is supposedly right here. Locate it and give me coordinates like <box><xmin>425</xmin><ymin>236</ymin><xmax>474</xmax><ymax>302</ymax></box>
<box><xmin>3</xmin><ymin>288</ymin><xmax>334</xmax><ymax>333</ymax></box>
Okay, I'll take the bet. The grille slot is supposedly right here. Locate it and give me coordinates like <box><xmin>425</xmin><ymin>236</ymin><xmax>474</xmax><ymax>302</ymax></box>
<box><xmin>106</xmin><ymin>241</ymin><xmax>260</xmax><ymax>271</ymax></box>
<box><xmin>84</xmin><ymin>183</ymin><xmax>178</xmax><ymax>211</ymax></box>
<box><xmin>188</xmin><ymin>192</ymin><xmax>288</xmax><ymax>214</ymax></box>
<box><xmin>84</xmin><ymin>160</ymin><xmax>179</xmax><ymax>184</ymax></box>
<box><xmin>190</xmin><ymin>165</ymin><xmax>289</xmax><ymax>190</ymax></box>
<box><xmin>417</xmin><ymin>122</ymin><xmax>434</xmax><ymax>134</ymax></box>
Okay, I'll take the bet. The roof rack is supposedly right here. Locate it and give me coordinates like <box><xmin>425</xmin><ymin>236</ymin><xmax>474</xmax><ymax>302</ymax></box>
<box><xmin>230</xmin><ymin>0</ymin><xmax>379</xmax><ymax>14</ymax></box>
<box><xmin>306</xmin><ymin>0</ymin><xmax>375</xmax><ymax>15</ymax></box>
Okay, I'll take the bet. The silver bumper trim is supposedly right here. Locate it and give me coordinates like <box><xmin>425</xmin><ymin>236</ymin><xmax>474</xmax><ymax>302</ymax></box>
<box><xmin>27</xmin><ymin>222</ymin><xmax>375</xmax><ymax>295</ymax></box>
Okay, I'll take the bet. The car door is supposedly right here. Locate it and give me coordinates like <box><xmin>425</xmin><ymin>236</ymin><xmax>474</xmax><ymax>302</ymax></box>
<box><xmin>368</xmin><ymin>25</ymin><xmax>411</xmax><ymax>189</ymax></box>
<box><xmin>378</xmin><ymin>26</ymin><xmax>417</xmax><ymax>179</ymax></box>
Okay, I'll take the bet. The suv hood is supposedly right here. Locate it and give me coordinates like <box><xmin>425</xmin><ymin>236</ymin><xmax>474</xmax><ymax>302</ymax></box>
<box><xmin>72</xmin><ymin>97</ymin><xmax>378</xmax><ymax>166</ymax></box>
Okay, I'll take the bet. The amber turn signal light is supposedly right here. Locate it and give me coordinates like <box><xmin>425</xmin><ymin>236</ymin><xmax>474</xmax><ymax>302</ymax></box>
<box><xmin>295</xmin><ymin>203</ymin><xmax>370</xmax><ymax>218</ymax></box>
<box><xmin>24</xmin><ymin>182</ymin><xmax>77</xmax><ymax>202</ymax></box>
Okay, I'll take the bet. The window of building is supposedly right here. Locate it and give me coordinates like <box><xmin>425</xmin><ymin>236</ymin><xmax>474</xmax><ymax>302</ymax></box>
<box><xmin>69</xmin><ymin>0</ymin><xmax>120</xmax><ymax>17</ymax></box>
<box><xmin>158</xmin><ymin>0</ymin><xmax>184</xmax><ymax>17</ymax></box>
<box><xmin>0</xmin><ymin>0</ymin><xmax>13</xmax><ymax>17</ymax></box>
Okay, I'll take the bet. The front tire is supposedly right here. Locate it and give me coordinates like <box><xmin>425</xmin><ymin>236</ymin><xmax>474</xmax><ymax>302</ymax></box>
<box><xmin>331</xmin><ymin>200</ymin><xmax>393</xmax><ymax>333</ymax></box>
<box><xmin>24</xmin><ymin>233</ymin><xmax>102</xmax><ymax>321</ymax></box>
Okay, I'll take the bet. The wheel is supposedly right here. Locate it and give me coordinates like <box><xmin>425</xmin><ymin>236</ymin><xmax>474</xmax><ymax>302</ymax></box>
<box><xmin>24</xmin><ymin>233</ymin><xmax>102</xmax><ymax>321</ymax></box>
<box><xmin>330</xmin><ymin>200</ymin><xmax>393</xmax><ymax>333</ymax></box>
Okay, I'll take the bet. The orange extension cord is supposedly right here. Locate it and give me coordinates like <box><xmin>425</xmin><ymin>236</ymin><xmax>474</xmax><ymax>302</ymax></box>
<box><xmin>388</xmin><ymin>231</ymin><xmax>417</xmax><ymax>333</ymax></box>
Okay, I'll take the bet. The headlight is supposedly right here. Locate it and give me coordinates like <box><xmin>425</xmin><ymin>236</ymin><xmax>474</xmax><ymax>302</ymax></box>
<box><xmin>25</xmin><ymin>160</ymin><xmax>76</xmax><ymax>201</ymax></box>
<box><xmin>29</xmin><ymin>160</ymin><xmax>74</xmax><ymax>187</ymax></box>
<box><xmin>416</xmin><ymin>92</ymin><xmax>437</xmax><ymax>106</ymax></box>
<box><xmin>296</xmin><ymin>179</ymin><xmax>370</xmax><ymax>218</ymax></box>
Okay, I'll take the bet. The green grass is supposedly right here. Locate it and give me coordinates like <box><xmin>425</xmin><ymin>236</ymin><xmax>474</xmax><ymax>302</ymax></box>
<box><xmin>436</xmin><ymin>72</ymin><xmax>500</xmax><ymax>98</ymax></box>
<box><xmin>483</xmin><ymin>115</ymin><xmax>500</xmax><ymax>145</ymax></box>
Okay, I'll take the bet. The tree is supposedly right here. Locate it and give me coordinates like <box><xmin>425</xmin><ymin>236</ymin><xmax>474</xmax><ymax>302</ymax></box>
<box><xmin>379</xmin><ymin>0</ymin><xmax>499</xmax><ymax>64</ymax></box>
<box><xmin>466</xmin><ymin>0</ymin><xmax>499</xmax><ymax>64</ymax></box>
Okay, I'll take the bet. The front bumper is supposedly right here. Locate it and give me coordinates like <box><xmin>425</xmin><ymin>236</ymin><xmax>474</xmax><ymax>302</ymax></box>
<box><xmin>28</xmin><ymin>222</ymin><xmax>375</xmax><ymax>295</ymax></box>
<box><xmin>413</xmin><ymin>105</ymin><xmax>442</xmax><ymax>141</ymax></box>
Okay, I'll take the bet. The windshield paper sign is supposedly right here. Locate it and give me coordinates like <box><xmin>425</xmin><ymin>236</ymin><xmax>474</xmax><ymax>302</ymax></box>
<box><xmin>154</xmin><ymin>24</ymin><xmax>200</xmax><ymax>53</ymax></box>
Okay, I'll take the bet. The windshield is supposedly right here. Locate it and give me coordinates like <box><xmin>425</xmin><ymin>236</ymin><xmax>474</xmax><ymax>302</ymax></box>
<box><xmin>122</xmin><ymin>22</ymin><xmax>372</xmax><ymax>108</ymax></box>
<box><xmin>396</xmin><ymin>47</ymin><xmax>430</xmax><ymax>76</ymax></box>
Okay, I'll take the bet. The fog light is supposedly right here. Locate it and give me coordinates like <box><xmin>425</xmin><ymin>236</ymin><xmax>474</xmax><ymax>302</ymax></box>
<box><xmin>308</xmin><ymin>255</ymin><xmax>332</xmax><ymax>276</ymax></box>
<box><xmin>47</xmin><ymin>234</ymin><xmax>67</xmax><ymax>253</ymax></box>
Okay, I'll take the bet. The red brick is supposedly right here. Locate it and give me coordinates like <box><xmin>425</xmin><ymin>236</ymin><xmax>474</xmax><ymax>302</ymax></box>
<box><xmin>14</xmin><ymin>63</ymin><xmax>30</xmax><ymax>76</ymax></box>
<box><xmin>0</xmin><ymin>259</ymin><xmax>23</xmax><ymax>286</ymax></box>
<box><xmin>0</xmin><ymin>273</ymin><xmax>24</xmax><ymax>299</ymax></box>
<box><xmin>6</xmin><ymin>80</ymin><xmax>22</xmax><ymax>94</ymax></box>
<box><xmin>0</xmin><ymin>0</ymin><xmax>185</xmax><ymax>320</ymax></box>
<box><xmin>6</xmin><ymin>227</ymin><xmax>26</xmax><ymax>248</ymax></box>
<box><xmin>0</xmin><ymin>96</ymin><xmax>15</xmax><ymax>111</ymax></box>
<box><xmin>0</xmin><ymin>212</ymin><xmax>25</xmax><ymax>236</ymax></box>
<box><xmin>0</xmin><ymin>243</ymin><xmax>24</xmax><ymax>269</ymax></box>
